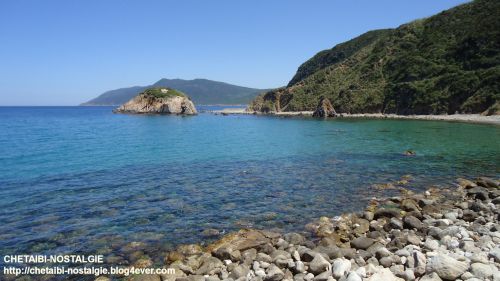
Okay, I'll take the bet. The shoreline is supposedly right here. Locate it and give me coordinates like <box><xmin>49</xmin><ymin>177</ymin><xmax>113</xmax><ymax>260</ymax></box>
<box><xmin>4</xmin><ymin>176</ymin><xmax>499</xmax><ymax>281</ymax></box>
<box><xmin>87</xmin><ymin>176</ymin><xmax>499</xmax><ymax>281</ymax></box>
<box><xmin>212</xmin><ymin>108</ymin><xmax>500</xmax><ymax>125</ymax></box>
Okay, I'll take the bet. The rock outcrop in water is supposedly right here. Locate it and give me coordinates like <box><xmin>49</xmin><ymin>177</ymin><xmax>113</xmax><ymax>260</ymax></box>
<box><xmin>313</xmin><ymin>97</ymin><xmax>337</xmax><ymax>118</ymax></box>
<box><xmin>113</xmin><ymin>87</ymin><xmax>197</xmax><ymax>115</ymax></box>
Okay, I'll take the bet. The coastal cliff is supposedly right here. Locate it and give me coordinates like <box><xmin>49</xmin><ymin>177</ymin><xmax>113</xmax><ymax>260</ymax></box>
<box><xmin>113</xmin><ymin>87</ymin><xmax>197</xmax><ymax>115</ymax></box>
<box><xmin>249</xmin><ymin>0</ymin><xmax>500</xmax><ymax>116</ymax></box>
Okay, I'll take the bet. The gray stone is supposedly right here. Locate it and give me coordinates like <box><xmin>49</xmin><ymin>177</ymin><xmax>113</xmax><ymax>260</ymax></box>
<box><xmin>332</xmin><ymin>258</ymin><xmax>351</xmax><ymax>279</ymax></box>
<box><xmin>229</xmin><ymin>265</ymin><xmax>249</xmax><ymax>280</ymax></box>
<box><xmin>265</xmin><ymin>264</ymin><xmax>284</xmax><ymax>281</ymax></box>
<box><xmin>410</xmin><ymin>251</ymin><xmax>426</xmax><ymax>276</ymax></box>
<box><xmin>375</xmin><ymin>247</ymin><xmax>391</xmax><ymax>258</ymax></box>
<box><xmin>424</xmin><ymin>239</ymin><xmax>439</xmax><ymax>251</ymax></box>
<box><xmin>346</xmin><ymin>271</ymin><xmax>362</xmax><ymax>281</ymax></box>
<box><xmin>309</xmin><ymin>254</ymin><xmax>331</xmax><ymax>274</ymax></box>
<box><xmin>419</xmin><ymin>272</ymin><xmax>442</xmax><ymax>281</ymax></box>
<box><xmin>284</xmin><ymin>233</ymin><xmax>306</xmax><ymax>245</ymax></box>
<box><xmin>374</xmin><ymin>208</ymin><xmax>400</xmax><ymax>219</ymax></box>
<box><xmin>470</xmin><ymin>263</ymin><xmax>494</xmax><ymax>280</ymax></box>
<box><xmin>426</xmin><ymin>254</ymin><xmax>467</xmax><ymax>280</ymax></box>
<box><xmin>407</xmin><ymin>234</ymin><xmax>421</xmax><ymax>246</ymax></box>
<box><xmin>476</xmin><ymin>177</ymin><xmax>499</xmax><ymax>189</ymax></box>
<box><xmin>401</xmin><ymin>269</ymin><xmax>415</xmax><ymax>281</ymax></box>
<box><xmin>350</xmin><ymin>237</ymin><xmax>375</xmax><ymax>250</ymax></box>
<box><xmin>313</xmin><ymin>270</ymin><xmax>332</xmax><ymax>281</ymax></box>
<box><xmin>195</xmin><ymin>257</ymin><xmax>223</xmax><ymax>275</ymax></box>
<box><xmin>489</xmin><ymin>247</ymin><xmax>500</xmax><ymax>262</ymax></box>
<box><xmin>366</xmin><ymin>267</ymin><xmax>404</xmax><ymax>281</ymax></box>
<box><xmin>364</xmin><ymin>211</ymin><xmax>374</xmax><ymax>221</ymax></box>
<box><xmin>403</xmin><ymin>216</ymin><xmax>424</xmax><ymax>230</ymax></box>
<box><xmin>379</xmin><ymin>256</ymin><xmax>394</xmax><ymax>267</ymax></box>
<box><xmin>303</xmin><ymin>273</ymin><xmax>314</xmax><ymax>281</ymax></box>
<box><xmin>293</xmin><ymin>260</ymin><xmax>305</xmax><ymax>273</ymax></box>
<box><xmin>242</xmin><ymin>248</ymin><xmax>257</xmax><ymax>263</ymax></box>
<box><xmin>256</xmin><ymin>253</ymin><xmax>273</xmax><ymax>263</ymax></box>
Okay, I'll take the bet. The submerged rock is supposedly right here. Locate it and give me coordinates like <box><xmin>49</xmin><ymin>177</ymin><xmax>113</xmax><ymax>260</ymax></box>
<box><xmin>114</xmin><ymin>87</ymin><xmax>197</xmax><ymax>115</ymax></box>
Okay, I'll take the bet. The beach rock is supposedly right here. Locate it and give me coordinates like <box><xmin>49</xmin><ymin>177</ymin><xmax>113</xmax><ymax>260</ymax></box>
<box><xmin>488</xmin><ymin>247</ymin><xmax>500</xmax><ymax>262</ymax></box>
<box><xmin>419</xmin><ymin>272</ymin><xmax>442</xmax><ymax>281</ymax></box>
<box><xmin>265</xmin><ymin>264</ymin><xmax>284</xmax><ymax>281</ymax></box>
<box><xmin>177</xmin><ymin>244</ymin><xmax>203</xmax><ymax>256</ymax></box>
<box><xmin>309</xmin><ymin>254</ymin><xmax>331</xmax><ymax>274</ymax></box>
<box><xmin>346</xmin><ymin>271</ymin><xmax>362</xmax><ymax>281</ymax></box>
<box><xmin>424</xmin><ymin>239</ymin><xmax>439</xmax><ymax>251</ymax></box>
<box><xmin>426</xmin><ymin>254</ymin><xmax>467</xmax><ymax>280</ymax></box>
<box><xmin>195</xmin><ymin>257</ymin><xmax>223</xmax><ymax>275</ymax></box>
<box><xmin>467</xmin><ymin>187</ymin><xmax>489</xmax><ymax>200</ymax></box>
<box><xmin>242</xmin><ymin>248</ymin><xmax>257</xmax><ymax>263</ymax></box>
<box><xmin>332</xmin><ymin>258</ymin><xmax>351</xmax><ymax>279</ymax></box>
<box><xmin>388</xmin><ymin>218</ymin><xmax>403</xmax><ymax>230</ymax></box>
<box><xmin>350</xmin><ymin>237</ymin><xmax>375</xmax><ymax>250</ymax></box>
<box><xmin>214</xmin><ymin>247</ymin><xmax>241</xmax><ymax>261</ymax></box>
<box><xmin>406</xmin><ymin>234</ymin><xmax>421</xmax><ymax>246</ymax></box>
<box><xmin>229</xmin><ymin>264</ymin><xmax>250</xmax><ymax>279</ymax></box>
<box><xmin>367</xmin><ymin>267</ymin><xmax>404</xmax><ymax>281</ymax></box>
<box><xmin>313</xmin><ymin>270</ymin><xmax>332</xmax><ymax>281</ymax></box>
<box><xmin>114</xmin><ymin>88</ymin><xmax>197</xmax><ymax>115</ymax></box>
<box><xmin>312</xmin><ymin>97</ymin><xmax>336</xmax><ymax>118</ymax></box>
<box><xmin>409</xmin><ymin>251</ymin><xmax>426</xmax><ymax>276</ymax></box>
<box><xmin>257</xmin><ymin>253</ymin><xmax>273</xmax><ymax>263</ymax></box>
<box><xmin>457</xmin><ymin>178</ymin><xmax>477</xmax><ymax>189</ymax></box>
<box><xmin>208</xmin><ymin>229</ymin><xmax>276</xmax><ymax>254</ymax></box>
<box><xmin>374</xmin><ymin>208</ymin><xmax>400</xmax><ymax>219</ymax></box>
<box><xmin>338</xmin><ymin>248</ymin><xmax>355</xmax><ymax>260</ymax></box>
<box><xmin>293</xmin><ymin>260</ymin><xmax>306</xmax><ymax>273</ymax></box>
<box><xmin>284</xmin><ymin>233</ymin><xmax>306</xmax><ymax>245</ymax></box>
<box><xmin>476</xmin><ymin>177</ymin><xmax>498</xmax><ymax>189</ymax></box>
<box><xmin>375</xmin><ymin>247</ymin><xmax>391</xmax><ymax>259</ymax></box>
<box><xmin>403</xmin><ymin>216</ymin><xmax>424</xmax><ymax>230</ymax></box>
<box><xmin>470</xmin><ymin>263</ymin><xmax>495</xmax><ymax>279</ymax></box>
<box><xmin>401</xmin><ymin>199</ymin><xmax>420</xmax><ymax>212</ymax></box>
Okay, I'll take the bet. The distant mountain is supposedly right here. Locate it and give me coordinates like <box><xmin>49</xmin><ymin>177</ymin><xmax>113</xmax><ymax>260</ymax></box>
<box><xmin>250</xmin><ymin>0</ymin><xmax>499</xmax><ymax>115</ymax></box>
<box><xmin>82</xmin><ymin>78</ymin><xmax>267</xmax><ymax>105</ymax></box>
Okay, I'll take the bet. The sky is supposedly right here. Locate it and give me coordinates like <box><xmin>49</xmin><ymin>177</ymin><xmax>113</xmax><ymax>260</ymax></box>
<box><xmin>0</xmin><ymin>0</ymin><xmax>469</xmax><ymax>105</ymax></box>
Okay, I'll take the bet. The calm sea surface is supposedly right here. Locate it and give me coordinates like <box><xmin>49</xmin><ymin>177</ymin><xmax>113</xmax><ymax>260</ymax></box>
<box><xmin>0</xmin><ymin>106</ymin><xmax>499</xmax><ymax>264</ymax></box>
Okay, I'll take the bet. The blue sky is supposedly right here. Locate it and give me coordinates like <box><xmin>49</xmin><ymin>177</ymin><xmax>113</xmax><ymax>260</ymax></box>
<box><xmin>0</xmin><ymin>0</ymin><xmax>469</xmax><ymax>105</ymax></box>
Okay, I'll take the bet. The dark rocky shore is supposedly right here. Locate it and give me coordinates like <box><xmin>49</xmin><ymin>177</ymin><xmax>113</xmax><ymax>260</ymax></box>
<box><xmin>95</xmin><ymin>176</ymin><xmax>500</xmax><ymax>281</ymax></box>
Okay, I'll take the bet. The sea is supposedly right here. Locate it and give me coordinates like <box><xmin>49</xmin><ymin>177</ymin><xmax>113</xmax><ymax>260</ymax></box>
<box><xmin>0</xmin><ymin>106</ymin><xmax>498</xmax><ymax>268</ymax></box>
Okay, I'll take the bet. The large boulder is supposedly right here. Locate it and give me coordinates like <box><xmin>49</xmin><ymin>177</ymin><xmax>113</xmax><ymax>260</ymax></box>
<box><xmin>114</xmin><ymin>87</ymin><xmax>197</xmax><ymax>115</ymax></box>
<box><xmin>426</xmin><ymin>254</ymin><xmax>468</xmax><ymax>280</ymax></box>
<box><xmin>313</xmin><ymin>97</ymin><xmax>337</xmax><ymax>117</ymax></box>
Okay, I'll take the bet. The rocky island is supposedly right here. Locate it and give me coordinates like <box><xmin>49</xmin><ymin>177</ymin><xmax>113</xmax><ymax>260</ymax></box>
<box><xmin>113</xmin><ymin>87</ymin><xmax>197</xmax><ymax>115</ymax></box>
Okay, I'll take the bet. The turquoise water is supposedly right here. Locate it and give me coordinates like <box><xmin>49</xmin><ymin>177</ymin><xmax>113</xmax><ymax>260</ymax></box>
<box><xmin>0</xmin><ymin>106</ymin><xmax>499</xmax><ymax>265</ymax></box>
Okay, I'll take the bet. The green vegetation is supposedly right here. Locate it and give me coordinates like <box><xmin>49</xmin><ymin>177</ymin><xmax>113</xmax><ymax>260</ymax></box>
<box><xmin>141</xmin><ymin>87</ymin><xmax>186</xmax><ymax>99</ymax></box>
<box><xmin>250</xmin><ymin>0</ymin><xmax>500</xmax><ymax>115</ymax></box>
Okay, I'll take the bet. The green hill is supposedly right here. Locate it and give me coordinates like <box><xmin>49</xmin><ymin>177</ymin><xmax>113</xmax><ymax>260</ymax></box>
<box><xmin>250</xmin><ymin>0</ymin><xmax>500</xmax><ymax>115</ymax></box>
<box><xmin>82</xmin><ymin>78</ymin><xmax>266</xmax><ymax>105</ymax></box>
